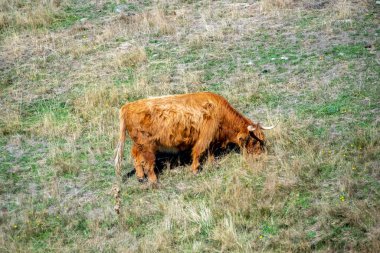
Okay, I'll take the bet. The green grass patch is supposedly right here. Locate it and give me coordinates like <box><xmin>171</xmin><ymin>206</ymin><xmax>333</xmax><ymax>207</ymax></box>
<box><xmin>114</xmin><ymin>67</ymin><xmax>136</xmax><ymax>87</ymax></box>
<box><xmin>260</xmin><ymin>221</ymin><xmax>279</xmax><ymax>238</ymax></box>
<box><xmin>325</xmin><ymin>44</ymin><xmax>370</xmax><ymax>60</ymax></box>
<box><xmin>201</xmin><ymin>56</ymin><xmax>237</xmax><ymax>82</ymax></box>
<box><xmin>21</xmin><ymin>99</ymin><xmax>71</xmax><ymax>126</ymax></box>
<box><xmin>297</xmin><ymin>93</ymin><xmax>361</xmax><ymax>118</ymax></box>
<box><xmin>248</xmin><ymin>91</ymin><xmax>283</xmax><ymax>108</ymax></box>
<box><xmin>296</xmin><ymin>14</ymin><xmax>320</xmax><ymax>29</ymax></box>
<box><xmin>50</xmin><ymin>1</ymin><xmax>121</xmax><ymax>30</ymax></box>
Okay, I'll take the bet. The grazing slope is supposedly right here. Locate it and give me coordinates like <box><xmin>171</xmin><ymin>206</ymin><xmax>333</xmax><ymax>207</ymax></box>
<box><xmin>0</xmin><ymin>0</ymin><xmax>379</xmax><ymax>252</ymax></box>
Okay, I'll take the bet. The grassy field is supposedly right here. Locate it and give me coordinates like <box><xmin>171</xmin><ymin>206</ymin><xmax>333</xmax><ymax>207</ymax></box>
<box><xmin>0</xmin><ymin>0</ymin><xmax>379</xmax><ymax>252</ymax></box>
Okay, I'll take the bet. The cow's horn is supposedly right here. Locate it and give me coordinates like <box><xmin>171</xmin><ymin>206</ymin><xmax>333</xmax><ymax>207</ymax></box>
<box><xmin>260</xmin><ymin>125</ymin><xmax>275</xmax><ymax>130</ymax></box>
<box><xmin>247</xmin><ymin>125</ymin><xmax>256</xmax><ymax>131</ymax></box>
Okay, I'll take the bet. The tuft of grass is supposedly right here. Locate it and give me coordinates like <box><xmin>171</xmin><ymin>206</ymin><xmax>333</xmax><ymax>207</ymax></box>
<box><xmin>212</xmin><ymin>214</ymin><xmax>241</xmax><ymax>251</ymax></box>
<box><xmin>113</xmin><ymin>45</ymin><xmax>147</xmax><ymax>68</ymax></box>
<box><xmin>0</xmin><ymin>109</ymin><xmax>21</xmax><ymax>136</ymax></box>
<box><xmin>118</xmin><ymin>8</ymin><xmax>176</xmax><ymax>36</ymax></box>
<box><xmin>333</xmin><ymin>0</ymin><xmax>353</xmax><ymax>20</ymax></box>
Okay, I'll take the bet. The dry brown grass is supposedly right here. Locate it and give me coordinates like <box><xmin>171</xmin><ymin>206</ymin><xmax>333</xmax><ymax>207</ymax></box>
<box><xmin>70</xmin><ymin>84</ymin><xmax>122</xmax><ymax>146</ymax></box>
<box><xmin>179</xmin><ymin>70</ymin><xmax>203</xmax><ymax>86</ymax></box>
<box><xmin>329</xmin><ymin>0</ymin><xmax>369</xmax><ymax>22</ymax></box>
<box><xmin>260</xmin><ymin>0</ymin><xmax>294</xmax><ymax>12</ymax></box>
<box><xmin>33</xmin><ymin>114</ymin><xmax>67</xmax><ymax>138</ymax></box>
<box><xmin>188</xmin><ymin>34</ymin><xmax>206</xmax><ymax>50</ymax></box>
<box><xmin>0</xmin><ymin>0</ymin><xmax>63</xmax><ymax>29</ymax></box>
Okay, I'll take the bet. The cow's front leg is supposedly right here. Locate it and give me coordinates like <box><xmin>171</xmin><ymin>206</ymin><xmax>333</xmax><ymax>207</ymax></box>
<box><xmin>206</xmin><ymin>144</ymin><xmax>217</xmax><ymax>165</ymax></box>
<box><xmin>131</xmin><ymin>145</ymin><xmax>145</xmax><ymax>182</ymax></box>
<box><xmin>191</xmin><ymin>142</ymin><xmax>209</xmax><ymax>174</ymax></box>
<box><xmin>207</xmin><ymin>151</ymin><xmax>215</xmax><ymax>164</ymax></box>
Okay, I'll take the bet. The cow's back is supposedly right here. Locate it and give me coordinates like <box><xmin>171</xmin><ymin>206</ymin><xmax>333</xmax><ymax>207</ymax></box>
<box><xmin>122</xmin><ymin>92</ymin><xmax>223</xmax><ymax>149</ymax></box>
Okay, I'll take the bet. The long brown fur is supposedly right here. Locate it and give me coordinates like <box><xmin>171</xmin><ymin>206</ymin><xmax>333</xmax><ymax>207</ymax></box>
<box><xmin>114</xmin><ymin>92</ymin><xmax>269</xmax><ymax>184</ymax></box>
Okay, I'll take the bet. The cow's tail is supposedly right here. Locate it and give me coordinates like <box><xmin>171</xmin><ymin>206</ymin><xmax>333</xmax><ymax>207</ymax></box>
<box><xmin>113</xmin><ymin>107</ymin><xmax>127</xmax><ymax>214</ymax></box>
<box><xmin>114</xmin><ymin>107</ymin><xmax>127</xmax><ymax>177</ymax></box>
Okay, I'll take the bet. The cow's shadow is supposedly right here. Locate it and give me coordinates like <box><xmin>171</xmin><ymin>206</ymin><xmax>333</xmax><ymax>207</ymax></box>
<box><xmin>122</xmin><ymin>143</ymin><xmax>240</xmax><ymax>182</ymax></box>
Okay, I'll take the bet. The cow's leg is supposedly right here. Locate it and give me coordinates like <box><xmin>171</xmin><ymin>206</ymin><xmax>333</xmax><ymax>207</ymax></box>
<box><xmin>142</xmin><ymin>151</ymin><xmax>157</xmax><ymax>184</ymax></box>
<box><xmin>206</xmin><ymin>143</ymin><xmax>217</xmax><ymax>164</ymax></box>
<box><xmin>191</xmin><ymin>122</ymin><xmax>216</xmax><ymax>174</ymax></box>
<box><xmin>131</xmin><ymin>145</ymin><xmax>145</xmax><ymax>182</ymax></box>
<box><xmin>207</xmin><ymin>149</ymin><xmax>215</xmax><ymax>164</ymax></box>
<box><xmin>191</xmin><ymin>141</ymin><xmax>210</xmax><ymax>174</ymax></box>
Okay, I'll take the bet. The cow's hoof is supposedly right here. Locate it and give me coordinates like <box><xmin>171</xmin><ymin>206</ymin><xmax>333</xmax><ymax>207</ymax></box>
<box><xmin>137</xmin><ymin>177</ymin><xmax>147</xmax><ymax>183</ymax></box>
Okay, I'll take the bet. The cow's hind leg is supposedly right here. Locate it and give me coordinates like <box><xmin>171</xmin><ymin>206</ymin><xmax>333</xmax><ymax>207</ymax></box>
<box><xmin>142</xmin><ymin>151</ymin><xmax>157</xmax><ymax>184</ymax></box>
<box><xmin>131</xmin><ymin>145</ymin><xmax>145</xmax><ymax>182</ymax></box>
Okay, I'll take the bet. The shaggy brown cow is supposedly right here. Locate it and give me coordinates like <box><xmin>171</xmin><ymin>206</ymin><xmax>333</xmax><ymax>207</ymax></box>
<box><xmin>114</xmin><ymin>92</ymin><xmax>273</xmax><ymax>183</ymax></box>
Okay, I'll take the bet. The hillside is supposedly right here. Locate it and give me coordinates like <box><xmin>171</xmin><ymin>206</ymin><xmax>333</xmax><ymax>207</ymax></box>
<box><xmin>0</xmin><ymin>0</ymin><xmax>379</xmax><ymax>252</ymax></box>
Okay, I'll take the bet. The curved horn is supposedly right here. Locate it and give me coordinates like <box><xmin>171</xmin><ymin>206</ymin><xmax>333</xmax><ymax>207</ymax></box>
<box><xmin>260</xmin><ymin>125</ymin><xmax>275</xmax><ymax>130</ymax></box>
<box><xmin>247</xmin><ymin>125</ymin><xmax>256</xmax><ymax>131</ymax></box>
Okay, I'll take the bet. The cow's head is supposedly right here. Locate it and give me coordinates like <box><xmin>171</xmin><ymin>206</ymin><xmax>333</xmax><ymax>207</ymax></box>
<box><xmin>238</xmin><ymin>123</ymin><xmax>274</xmax><ymax>155</ymax></box>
